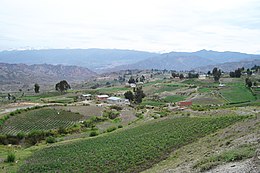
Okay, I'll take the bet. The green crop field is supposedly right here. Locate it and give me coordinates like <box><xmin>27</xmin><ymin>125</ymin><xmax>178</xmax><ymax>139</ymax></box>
<box><xmin>21</xmin><ymin>92</ymin><xmax>61</xmax><ymax>102</ymax></box>
<box><xmin>154</xmin><ymin>84</ymin><xmax>182</xmax><ymax>93</ymax></box>
<box><xmin>0</xmin><ymin>108</ymin><xmax>83</xmax><ymax>135</ymax></box>
<box><xmin>220</xmin><ymin>83</ymin><xmax>256</xmax><ymax>103</ymax></box>
<box><xmin>163</xmin><ymin>95</ymin><xmax>187</xmax><ymax>102</ymax></box>
<box><xmin>41</xmin><ymin>97</ymin><xmax>75</xmax><ymax>103</ymax></box>
<box><xmin>18</xmin><ymin>115</ymin><xmax>245</xmax><ymax>173</ymax></box>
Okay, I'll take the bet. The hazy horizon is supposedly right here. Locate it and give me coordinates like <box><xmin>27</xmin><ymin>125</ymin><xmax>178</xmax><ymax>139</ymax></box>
<box><xmin>1</xmin><ymin>0</ymin><xmax>260</xmax><ymax>54</ymax></box>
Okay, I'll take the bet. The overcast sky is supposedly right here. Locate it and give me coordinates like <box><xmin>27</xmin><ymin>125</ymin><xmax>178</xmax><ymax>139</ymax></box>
<box><xmin>0</xmin><ymin>0</ymin><xmax>260</xmax><ymax>53</ymax></box>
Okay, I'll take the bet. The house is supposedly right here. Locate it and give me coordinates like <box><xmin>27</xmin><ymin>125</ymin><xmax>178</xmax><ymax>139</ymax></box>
<box><xmin>130</xmin><ymin>83</ymin><xmax>136</xmax><ymax>88</ymax></box>
<box><xmin>80</xmin><ymin>94</ymin><xmax>92</xmax><ymax>101</ymax></box>
<box><xmin>177</xmin><ymin>101</ymin><xmax>192</xmax><ymax>107</ymax></box>
<box><xmin>96</xmin><ymin>95</ymin><xmax>109</xmax><ymax>101</ymax></box>
<box><xmin>198</xmin><ymin>74</ymin><xmax>207</xmax><ymax>80</ymax></box>
<box><xmin>107</xmin><ymin>97</ymin><xmax>130</xmax><ymax>105</ymax></box>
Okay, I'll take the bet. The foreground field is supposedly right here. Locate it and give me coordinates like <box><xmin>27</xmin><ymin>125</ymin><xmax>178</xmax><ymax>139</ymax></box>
<box><xmin>18</xmin><ymin>115</ymin><xmax>245</xmax><ymax>173</ymax></box>
<box><xmin>0</xmin><ymin>108</ymin><xmax>83</xmax><ymax>135</ymax></box>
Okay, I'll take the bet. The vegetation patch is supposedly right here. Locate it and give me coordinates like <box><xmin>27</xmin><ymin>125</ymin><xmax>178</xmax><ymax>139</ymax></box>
<box><xmin>193</xmin><ymin>144</ymin><xmax>256</xmax><ymax>171</ymax></box>
<box><xmin>220</xmin><ymin>82</ymin><xmax>256</xmax><ymax>103</ymax></box>
<box><xmin>141</xmin><ymin>100</ymin><xmax>165</xmax><ymax>106</ymax></box>
<box><xmin>18</xmin><ymin>115</ymin><xmax>245</xmax><ymax>173</ymax></box>
<box><xmin>0</xmin><ymin>108</ymin><xmax>83</xmax><ymax>135</ymax></box>
<box><xmin>163</xmin><ymin>95</ymin><xmax>187</xmax><ymax>103</ymax></box>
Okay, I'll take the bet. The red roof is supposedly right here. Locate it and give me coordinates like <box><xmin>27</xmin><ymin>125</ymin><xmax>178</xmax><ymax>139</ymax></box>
<box><xmin>178</xmin><ymin>101</ymin><xmax>192</xmax><ymax>107</ymax></box>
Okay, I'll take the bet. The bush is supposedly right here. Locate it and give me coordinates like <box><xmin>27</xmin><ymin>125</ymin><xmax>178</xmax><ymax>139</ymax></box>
<box><xmin>58</xmin><ymin>126</ymin><xmax>68</xmax><ymax>134</ymax></box>
<box><xmin>109</xmin><ymin>105</ymin><xmax>123</xmax><ymax>111</ymax></box>
<box><xmin>46</xmin><ymin>136</ymin><xmax>56</xmax><ymax>143</ymax></box>
<box><xmin>118</xmin><ymin>125</ymin><xmax>123</xmax><ymax>128</ymax></box>
<box><xmin>135</xmin><ymin>113</ymin><xmax>144</xmax><ymax>119</ymax></box>
<box><xmin>89</xmin><ymin>131</ymin><xmax>99</xmax><ymax>137</ymax></box>
<box><xmin>6</xmin><ymin>152</ymin><xmax>15</xmax><ymax>163</ymax></box>
<box><xmin>103</xmin><ymin>110</ymin><xmax>120</xmax><ymax>119</ymax></box>
<box><xmin>17</xmin><ymin>132</ymin><xmax>25</xmax><ymax>139</ymax></box>
<box><xmin>106</xmin><ymin>126</ymin><xmax>117</xmax><ymax>133</ymax></box>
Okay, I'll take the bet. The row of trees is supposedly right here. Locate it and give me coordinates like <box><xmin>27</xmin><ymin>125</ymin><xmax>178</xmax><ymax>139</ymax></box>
<box><xmin>124</xmin><ymin>87</ymin><xmax>145</xmax><ymax>104</ymax></box>
<box><xmin>128</xmin><ymin>75</ymin><xmax>146</xmax><ymax>84</ymax></box>
<box><xmin>32</xmin><ymin>80</ymin><xmax>71</xmax><ymax>94</ymax></box>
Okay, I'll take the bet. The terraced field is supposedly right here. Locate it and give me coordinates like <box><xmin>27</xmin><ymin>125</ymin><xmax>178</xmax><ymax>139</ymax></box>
<box><xmin>220</xmin><ymin>83</ymin><xmax>256</xmax><ymax>103</ymax></box>
<box><xmin>0</xmin><ymin>108</ymin><xmax>83</xmax><ymax>135</ymax></box>
<box><xmin>18</xmin><ymin>115</ymin><xmax>245</xmax><ymax>173</ymax></box>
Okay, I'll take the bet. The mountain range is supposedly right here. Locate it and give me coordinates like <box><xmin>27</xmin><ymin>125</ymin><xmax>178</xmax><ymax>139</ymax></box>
<box><xmin>0</xmin><ymin>49</ymin><xmax>260</xmax><ymax>74</ymax></box>
<box><xmin>1</xmin><ymin>49</ymin><xmax>259</xmax><ymax>73</ymax></box>
<box><xmin>106</xmin><ymin>50</ymin><xmax>260</xmax><ymax>71</ymax></box>
<box><xmin>0</xmin><ymin>63</ymin><xmax>96</xmax><ymax>85</ymax></box>
<box><xmin>0</xmin><ymin>49</ymin><xmax>158</xmax><ymax>72</ymax></box>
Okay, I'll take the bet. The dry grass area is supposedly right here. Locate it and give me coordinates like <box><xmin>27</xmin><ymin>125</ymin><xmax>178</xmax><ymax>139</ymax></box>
<box><xmin>53</xmin><ymin>105</ymin><xmax>104</xmax><ymax>119</ymax></box>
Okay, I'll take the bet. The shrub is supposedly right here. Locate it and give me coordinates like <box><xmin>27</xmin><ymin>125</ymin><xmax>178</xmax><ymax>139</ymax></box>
<box><xmin>118</xmin><ymin>125</ymin><xmax>123</xmax><ymax>128</ymax></box>
<box><xmin>109</xmin><ymin>105</ymin><xmax>123</xmax><ymax>111</ymax></box>
<box><xmin>58</xmin><ymin>126</ymin><xmax>67</xmax><ymax>134</ymax></box>
<box><xmin>89</xmin><ymin>131</ymin><xmax>99</xmax><ymax>137</ymax></box>
<box><xmin>106</xmin><ymin>126</ymin><xmax>117</xmax><ymax>133</ymax></box>
<box><xmin>17</xmin><ymin>132</ymin><xmax>25</xmax><ymax>139</ymax></box>
<box><xmin>6</xmin><ymin>152</ymin><xmax>15</xmax><ymax>163</ymax></box>
<box><xmin>135</xmin><ymin>113</ymin><xmax>144</xmax><ymax>119</ymax></box>
<box><xmin>46</xmin><ymin>136</ymin><xmax>56</xmax><ymax>143</ymax></box>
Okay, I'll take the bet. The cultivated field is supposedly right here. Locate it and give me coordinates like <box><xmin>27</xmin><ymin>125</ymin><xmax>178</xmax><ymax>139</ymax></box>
<box><xmin>18</xmin><ymin>115</ymin><xmax>245</xmax><ymax>173</ymax></box>
<box><xmin>0</xmin><ymin>108</ymin><xmax>83</xmax><ymax>135</ymax></box>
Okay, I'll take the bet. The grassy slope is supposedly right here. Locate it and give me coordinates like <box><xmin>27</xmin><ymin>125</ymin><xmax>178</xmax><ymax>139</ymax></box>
<box><xmin>18</xmin><ymin>116</ymin><xmax>245</xmax><ymax>173</ymax></box>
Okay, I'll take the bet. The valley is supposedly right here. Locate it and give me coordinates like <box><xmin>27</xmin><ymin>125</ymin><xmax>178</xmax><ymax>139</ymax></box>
<box><xmin>0</xmin><ymin>66</ymin><xmax>259</xmax><ymax>172</ymax></box>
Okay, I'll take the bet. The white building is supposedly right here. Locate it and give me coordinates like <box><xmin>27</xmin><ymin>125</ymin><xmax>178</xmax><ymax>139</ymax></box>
<box><xmin>82</xmin><ymin>94</ymin><xmax>92</xmax><ymax>100</ymax></box>
<box><xmin>198</xmin><ymin>74</ymin><xmax>207</xmax><ymax>80</ymax></box>
<box><xmin>107</xmin><ymin>97</ymin><xmax>130</xmax><ymax>105</ymax></box>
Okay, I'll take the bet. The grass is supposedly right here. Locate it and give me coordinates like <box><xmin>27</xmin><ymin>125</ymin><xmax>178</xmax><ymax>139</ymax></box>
<box><xmin>141</xmin><ymin>100</ymin><xmax>166</xmax><ymax>106</ymax></box>
<box><xmin>96</xmin><ymin>87</ymin><xmax>129</xmax><ymax>93</ymax></box>
<box><xmin>0</xmin><ymin>108</ymin><xmax>83</xmax><ymax>135</ymax></box>
<box><xmin>18</xmin><ymin>115</ymin><xmax>245</xmax><ymax>173</ymax></box>
<box><xmin>193</xmin><ymin>144</ymin><xmax>256</xmax><ymax>171</ymax></box>
<box><xmin>41</xmin><ymin>97</ymin><xmax>74</xmax><ymax>103</ymax></box>
<box><xmin>163</xmin><ymin>95</ymin><xmax>187</xmax><ymax>103</ymax></box>
<box><xmin>21</xmin><ymin>92</ymin><xmax>61</xmax><ymax>102</ymax></box>
<box><xmin>220</xmin><ymin>82</ymin><xmax>256</xmax><ymax>103</ymax></box>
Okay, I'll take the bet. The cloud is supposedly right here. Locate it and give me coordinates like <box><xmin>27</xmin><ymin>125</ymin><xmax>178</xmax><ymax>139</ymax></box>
<box><xmin>0</xmin><ymin>0</ymin><xmax>260</xmax><ymax>53</ymax></box>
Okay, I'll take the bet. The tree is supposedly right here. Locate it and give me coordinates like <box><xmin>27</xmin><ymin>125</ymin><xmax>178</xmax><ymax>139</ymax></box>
<box><xmin>55</xmin><ymin>80</ymin><xmax>71</xmax><ymax>93</ymax></box>
<box><xmin>212</xmin><ymin>67</ymin><xmax>221</xmax><ymax>82</ymax></box>
<box><xmin>124</xmin><ymin>91</ymin><xmax>134</xmax><ymax>102</ymax></box>
<box><xmin>140</xmin><ymin>75</ymin><xmax>145</xmax><ymax>82</ymax></box>
<box><xmin>179</xmin><ymin>74</ymin><xmax>184</xmax><ymax>80</ymax></box>
<box><xmin>234</xmin><ymin>68</ymin><xmax>242</xmax><ymax>78</ymax></box>
<box><xmin>128</xmin><ymin>76</ymin><xmax>135</xmax><ymax>84</ymax></box>
<box><xmin>245</xmin><ymin>78</ymin><xmax>252</xmax><ymax>88</ymax></box>
<box><xmin>34</xmin><ymin>83</ymin><xmax>40</xmax><ymax>93</ymax></box>
<box><xmin>134</xmin><ymin>87</ymin><xmax>145</xmax><ymax>104</ymax></box>
<box><xmin>171</xmin><ymin>72</ymin><xmax>178</xmax><ymax>78</ymax></box>
<box><xmin>207</xmin><ymin>71</ymin><xmax>211</xmax><ymax>75</ymax></box>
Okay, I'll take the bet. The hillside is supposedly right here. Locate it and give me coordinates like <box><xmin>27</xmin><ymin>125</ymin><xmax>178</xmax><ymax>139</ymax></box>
<box><xmin>0</xmin><ymin>49</ymin><xmax>158</xmax><ymax>72</ymax></box>
<box><xmin>107</xmin><ymin>50</ymin><xmax>260</xmax><ymax>71</ymax></box>
<box><xmin>0</xmin><ymin>63</ymin><xmax>96</xmax><ymax>85</ymax></box>
<box><xmin>194</xmin><ymin>59</ymin><xmax>260</xmax><ymax>72</ymax></box>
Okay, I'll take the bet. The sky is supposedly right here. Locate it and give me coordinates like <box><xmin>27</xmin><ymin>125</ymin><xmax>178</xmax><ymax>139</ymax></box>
<box><xmin>0</xmin><ymin>0</ymin><xmax>260</xmax><ymax>53</ymax></box>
